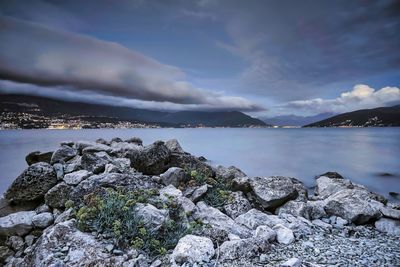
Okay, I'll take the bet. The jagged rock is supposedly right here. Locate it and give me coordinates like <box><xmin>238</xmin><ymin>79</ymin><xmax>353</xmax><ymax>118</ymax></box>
<box><xmin>64</xmin><ymin>155</ymin><xmax>82</xmax><ymax>174</ymax></box>
<box><xmin>250</xmin><ymin>176</ymin><xmax>299</xmax><ymax>210</ymax></box>
<box><xmin>165</xmin><ymin>139</ymin><xmax>184</xmax><ymax>153</ymax></box>
<box><xmin>380</xmin><ymin>206</ymin><xmax>400</xmax><ymax>220</ymax></box>
<box><xmin>160</xmin><ymin>167</ymin><xmax>188</xmax><ymax>187</ymax></box>
<box><xmin>187</xmin><ymin>184</ymin><xmax>209</xmax><ymax>203</ymax></box>
<box><xmin>81</xmin><ymin>151</ymin><xmax>112</xmax><ymax>174</ymax></box>
<box><xmin>315</xmin><ymin>175</ymin><xmax>354</xmax><ymax>198</ymax></box>
<box><xmin>0</xmin><ymin>211</ymin><xmax>36</xmax><ymax>236</ymax></box>
<box><xmin>7</xmin><ymin>236</ymin><xmax>24</xmax><ymax>251</ymax></box>
<box><xmin>232</xmin><ymin>176</ymin><xmax>252</xmax><ymax>192</ymax></box>
<box><xmin>215</xmin><ymin>165</ymin><xmax>246</xmax><ymax>180</ymax></box>
<box><xmin>375</xmin><ymin>218</ymin><xmax>400</xmax><ymax>236</ymax></box>
<box><xmin>219</xmin><ymin>238</ymin><xmax>269</xmax><ymax>260</ymax></box>
<box><xmin>193</xmin><ymin>202</ymin><xmax>251</xmax><ymax>238</ymax></box>
<box><xmin>129</xmin><ymin>141</ymin><xmax>171</xmax><ymax>175</ymax></box>
<box><xmin>35</xmin><ymin>204</ymin><xmax>50</xmax><ymax>214</ymax></box>
<box><xmin>273</xmin><ymin>224</ymin><xmax>295</xmax><ymax>244</ymax></box>
<box><xmin>54</xmin><ymin>208</ymin><xmax>73</xmax><ymax>224</ymax></box>
<box><xmin>50</xmin><ymin>145</ymin><xmax>77</xmax><ymax>164</ymax></box>
<box><xmin>95</xmin><ymin>138</ymin><xmax>109</xmax><ymax>145</ymax></box>
<box><xmin>109</xmin><ymin>141</ymin><xmax>141</xmax><ymax>158</ymax></box>
<box><xmin>168</xmin><ymin>153</ymin><xmax>215</xmax><ymax>178</ymax></box>
<box><xmin>63</xmin><ymin>170</ymin><xmax>92</xmax><ymax>185</ymax></box>
<box><xmin>276</xmin><ymin>201</ymin><xmax>308</xmax><ymax>218</ymax></box>
<box><xmin>159</xmin><ymin>185</ymin><xmax>183</xmax><ymax>201</ymax></box>
<box><xmin>224</xmin><ymin>191</ymin><xmax>252</xmax><ymax>219</ymax></box>
<box><xmin>235</xmin><ymin>209</ymin><xmax>286</xmax><ymax>230</ymax></box>
<box><xmin>178</xmin><ymin>197</ymin><xmax>196</xmax><ymax>214</ymax></box>
<box><xmin>134</xmin><ymin>204</ymin><xmax>168</xmax><ymax>231</ymax></box>
<box><xmin>5</xmin><ymin>163</ymin><xmax>57</xmax><ymax>203</ymax></box>
<box><xmin>25</xmin><ymin>151</ymin><xmax>52</xmax><ymax>166</ymax></box>
<box><xmin>280</xmin><ymin>257</ymin><xmax>301</xmax><ymax>267</ymax></box>
<box><xmin>45</xmin><ymin>182</ymin><xmax>72</xmax><ymax>209</ymax></box>
<box><xmin>112</xmin><ymin>158</ymin><xmax>131</xmax><ymax>172</ymax></box>
<box><xmin>82</xmin><ymin>143</ymin><xmax>112</xmax><ymax>154</ymax></box>
<box><xmin>279</xmin><ymin>213</ymin><xmax>314</xmax><ymax>237</ymax></box>
<box><xmin>24</xmin><ymin>235</ymin><xmax>36</xmax><ymax>246</ymax></box>
<box><xmin>254</xmin><ymin>225</ymin><xmax>276</xmax><ymax>242</ymax></box>
<box><xmin>323</xmin><ymin>188</ymin><xmax>383</xmax><ymax>224</ymax></box>
<box><xmin>125</xmin><ymin>137</ymin><xmax>143</xmax><ymax>146</ymax></box>
<box><xmin>111</xmin><ymin>137</ymin><xmax>123</xmax><ymax>143</ymax></box>
<box><xmin>172</xmin><ymin>235</ymin><xmax>214</xmax><ymax>264</ymax></box>
<box><xmin>53</xmin><ymin>163</ymin><xmax>64</xmax><ymax>180</ymax></box>
<box><xmin>312</xmin><ymin>219</ymin><xmax>332</xmax><ymax>230</ymax></box>
<box><xmin>32</xmin><ymin>212</ymin><xmax>54</xmax><ymax>228</ymax></box>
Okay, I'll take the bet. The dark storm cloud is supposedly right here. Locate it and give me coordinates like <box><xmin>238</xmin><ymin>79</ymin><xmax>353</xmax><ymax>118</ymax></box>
<box><xmin>0</xmin><ymin>16</ymin><xmax>264</xmax><ymax>111</ymax></box>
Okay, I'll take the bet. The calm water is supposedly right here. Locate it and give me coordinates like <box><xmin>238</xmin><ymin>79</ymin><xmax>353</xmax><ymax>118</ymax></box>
<box><xmin>0</xmin><ymin>128</ymin><xmax>399</xmax><ymax>202</ymax></box>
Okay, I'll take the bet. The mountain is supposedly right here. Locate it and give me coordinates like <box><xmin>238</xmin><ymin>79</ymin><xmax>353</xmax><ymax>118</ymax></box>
<box><xmin>304</xmin><ymin>105</ymin><xmax>400</xmax><ymax>127</ymax></box>
<box><xmin>261</xmin><ymin>113</ymin><xmax>335</xmax><ymax>127</ymax></box>
<box><xmin>0</xmin><ymin>94</ymin><xmax>267</xmax><ymax>128</ymax></box>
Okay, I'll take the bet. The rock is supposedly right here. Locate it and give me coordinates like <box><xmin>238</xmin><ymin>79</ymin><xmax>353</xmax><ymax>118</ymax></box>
<box><xmin>54</xmin><ymin>208</ymin><xmax>73</xmax><ymax>224</ymax></box>
<box><xmin>254</xmin><ymin>225</ymin><xmax>276</xmax><ymax>242</ymax></box>
<box><xmin>273</xmin><ymin>224</ymin><xmax>295</xmax><ymax>244</ymax></box>
<box><xmin>250</xmin><ymin>176</ymin><xmax>299</xmax><ymax>210</ymax></box>
<box><xmin>323</xmin><ymin>188</ymin><xmax>383</xmax><ymax>224</ymax></box>
<box><xmin>159</xmin><ymin>185</ymin><xmax>182</xmax><ymax>201</ymax></box>
<box><xmin>82</xmin><ymin>143</ymin><xmax>112</xmax><ymax>154</ymax></box>
<box><xmin>53</xmin><ymin>163</ymin><xmax>64</xmax><ymax>180</ymax></box>
<box><xmin>193</xmin><ymin>202</ymin><xmax>251</xmax><ymax>238</ymax></box>
<box><xmin>219</xmin><ymin>238</ymin><xmax>269</xmax><ymax>260</ymax></box>
<box><xmin>380</xmin><ymin>206</ymin><xmax>400</xmax><ymax>220</ymax></box>
<box><xmin>375</xmin><ymin>218</ymin><xmax>400</xmax><ymax>236</ymax></box>
<box><xmin>172</xmin><ymin>235</ymin><xmax>214</xmax><ymax>264</ymax></box>
<box><xmin>165</xmin><ymin>139</ymin><xmax>184</xmax><ymax>153</ymax></box>
<box><xmin>5</xmin><ymin>162</ymin><xmax>57</xmax><ymax>203</ymax></box>
<box><xmin>276</xmin><ymin>201</ymin><xmax>309</xmax><ymax>218</ymax></box>
<box><xmin>178</xmin><ymin>197</ymin><xmax>196</xmax><ymax>214</ymax></box>
<box><xmin>111</xmin><ymin>137</ymin><xmax>123</xmax><ymax>143</ymax></box>
<box><xmin>168</xmin><ymin>153</ymin><xmax>215</xmax><ymax>178</ymax></box>
<box><xmin>0</xmin><ymin>211</ymin><xmax>36</xmax><ymax>236</ymax></box>
<box><xmin>334</xmin><ymin>217</ymin><xmax>348</xmax><ymax>228</ymax></box>
<box><xmin>45</xmin><ymin>182</ymin><xmax>72</xmax><ymax>209</ymax></box>
<box><xmin>63</xmin><ymin>170</ymin><xmax>92</xmax><ymax>185</ymax></box>
<box><xmin>112</xmin><ymin>158</ymin><xmax>131</xmax><ymax>172</ymax></box>
<box><xmin>315</xmin><ymin>175</ymin><xmax>354</xmax><ymax>198</ymax></box>
<box><xmin>32</xmin><ymin>212</ymin><xmax>54</xmax><ymax>228</ymax></box>
<box><xmin>35</xmin><ymin>204</ymin><xmax>50</xmax><ymax>214</ymax></box>
<box><xmin>110</xmin><ymin>142</ymin><xmax>141</xmax><ymax>158</ymax></box>
<box><xmin>232</xmin><ymin>176</ymin><xmax>252</xmax><ymax>192</ymax></box>
<box><xmin>64</xmin><ymin>155</ymin><xmax>82</xmax><ymax>174</ymax></box>
<box><xmin>24</xmin><ymin>235</ymin><xmax>36</xmax><ymax>246</ymax></box>
<box><xmin>95</xmin><ymin>138</ymin><xmax>109</xmax><ymax>145</ymax></box>
<box><xmin>160</xmin><ymin>167</ymin><xmax>188</xmax><ymax>187</ymax></box>
<box><xmin>215</xmin><ymin>165</ymin><xmax>246</xmax><ymax>180</ymax></box>
<box><xmin>187</xmin><ymin>184</ymin><xmax>208</xmax><ymax>203</ymax></box>
<box><xmin>312</xmin><ymin>219</ymin><xmax>332</xmax><ymax>230</ymax></box>
<box><xmin>235</xmin><ymin>209</ymin><xmax>286</xmax><ymax>230</ymax></box>
<box><xmin>223</xmin><ymin>191</ymin><xmax>252</xmax><ymax>219</ymax></box>
<box><xmin>81</xmin><ymin>151</ymin><xmax>112</xmax><ymax>174</ymax></box>
<box><xmin>7</xmin><ymin>236</ymin><xmax>24</xmax><ymax>252</ymax></box>
<box><xmin>280</xmin><ymin>257</ymin><xmax>301</xmax><ymax>267</ymax></box>
<box><xmin>51</xmin><ymin>145</ymin><xmax>77</xmax><ymax>164</ymax></box>
<box><xmin>125</xmin><ymin>137</ymin><xmax>143</xmax><ymax>146</ymax></box>
<box><xmin>0</xmin><ymin>246</ymin><xmax>14</xmax><ymax>262</ymax></box>
<box><xmin>25</xmin><ymin>151</ymin><xmax>52</xmax><ymax>166</ymax></box>
<box><xmin>317</xmin><ymin>172</ymin><xmax>344</xmax><ymax>179</ymax></box>
<box><xmin>134</xmin><ymin>204</ymin><xmax>168</xmax><ymax>231</ymax></box>
<box><xmin>129</xmin><ymin>141</ymin><xmax>171</xmax><ymax>175</ymax></box>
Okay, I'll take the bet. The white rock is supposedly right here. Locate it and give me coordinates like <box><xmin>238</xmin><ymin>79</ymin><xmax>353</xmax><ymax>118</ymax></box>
<box><xmin>254</xmin><ymin>225</ymin><xmax>276</xmax><ymax>242</ymax></box>
<box><xmin>235</xmin><ymin>209</ymin><xmax>286</xmax><ymax>230</ymax></box>
<box><xmin>32</xmin><ymin>212</ymin><xmax>54</xmax><ymax>228</ymax></box>
<box><xmin>375</xmin><ymin>218</ymin><xmax>400</xmax><ymax>236</ymax></box>
<box><xmin>273</xmin><ymin>224</ymin><xmax>295</xmax><ymax>244</ymax></box>
<box><xmin>0</xmin><ymin>211</ymin><xmax>36</xmax><ymax>236</ymax></box>
<box><xmin>64</xmin><ymin>170</ymin><xmax>92</xmax><ymax>185</ymax></box>
<box><xmin>159</xmin><ymin>185</ymin><xmax>183</xmax><ymax>201</ymax></box>
<box><xmin>219</xmin><ymin>238</ymin><xmax>269</xmax><ymax>260</ymax></box>
<box><xmin>380</xmin><ymin>206</ymin><xmax>400</xmax><ymax>220</ymax></box>
<box><xmin>280</xmin><ymin>257</ymin><xmax>301</xmax><ymax>267</ymax></box>
<box><xmin>312</xmin><ymin>219</ymin><xmax>332</xmax><ymax>230</ymax></box>
<box><xmin>172</xmin><ymin>235</ymin><xmax>214</xmax><ymax>264</ymax></box>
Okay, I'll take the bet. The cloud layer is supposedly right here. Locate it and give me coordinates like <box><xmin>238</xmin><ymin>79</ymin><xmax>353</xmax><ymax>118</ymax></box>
<box><xmin>284</xmin><ymin>85</ymin><xmax>400</xmax><ymax>115</ymax></box>
<box><xmin>0</xmin><ymin>16</ymin><xmax>263</xmax><ymax>111</ymax></box>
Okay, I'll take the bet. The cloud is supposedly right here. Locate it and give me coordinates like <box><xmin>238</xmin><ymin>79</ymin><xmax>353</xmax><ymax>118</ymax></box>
<box><xmin>283</xmin><ymin>84</ymin><xmax>400</xmax><ymax>115</ymax></box>
<box><xmin>0</xmin><ymin>16</ymin><xmax>264</xmax><ymax>111</ymax></box>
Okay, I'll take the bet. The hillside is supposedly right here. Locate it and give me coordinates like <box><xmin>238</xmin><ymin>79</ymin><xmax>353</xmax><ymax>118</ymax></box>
<box><xmin>261</xmin><ymin>113</ymin><xmax>335</xmax><ymax>127</ymax></box>
<box><xmin>304</xmin><ymin>105</ymin><xmax>400</xmax><ymax>127</ymax></box>
<box><xmin>0</xmin><ymin>94</ymin><xmax>267</xmax><ymax>128</ymax></box>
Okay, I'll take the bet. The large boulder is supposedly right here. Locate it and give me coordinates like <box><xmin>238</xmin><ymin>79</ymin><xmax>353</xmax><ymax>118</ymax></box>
<box><xmin>45</xmin><ymin>182</ymin><xmax>73</xmax><ymax>209</ymax></box>
<box><xmin>50</xmin><ymin>145</ymin><xmax>77</xmax><ymax>164</ymax></box>
<box><xmin>0</xmin><ymin>211</ymin><xmax>36</xmax><ymax>236</ymax></box>
<box><xmin>129</xmin><ymin>141</ymin><xmax>171</xmax><ymax>175</ymax></box>
<box><xmin>193</xmin><ymin>202</ymin><xmax>251</xmax><ymax>238</ymax></box>
<box><xmin>172</xmin><ymin>235</ymin><xmax>214</xmax><ymax>264</ymax></box>
<box><xmin>81</xmin><ymin>151</ymin><xmax>112</xmax><ymax>174</ymax></box>
<box><xmin>323</xmin><ymin>188</ymin><xmax>383</xmax><ymax>224</ymax></box>
<box><xmin>25</xmin><ymin>151</ymin><xmax>52</xmax><ymax>166</ymax></box>
<box><xmin>160</xmin><ymin>167</ymin><xmax>188</xmax><ymax>187</ymax></box>
<box><xmin>375</xmin><ymin>218</ymin><xmax>400</xmax><ymax>236</ymax></box>
<box><xmin>5</xmin><ymin>163</ymin><xmax>57</xmax><ymax>203</ymax></box>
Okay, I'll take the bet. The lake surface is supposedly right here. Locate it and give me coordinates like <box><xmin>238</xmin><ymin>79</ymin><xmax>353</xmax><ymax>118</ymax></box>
<box><xmin>0</xmin><ymin>128</ymin><xmax>399</xmax><ymax>202</ymax></box>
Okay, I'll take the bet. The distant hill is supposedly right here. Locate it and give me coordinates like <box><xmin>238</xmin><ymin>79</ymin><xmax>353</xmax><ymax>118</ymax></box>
<box><xmin>262</xmin><ymin>113</ymin><xmax>335</xmax><ymax>127</ymax></box>
<box><xmin>304</xmin><ymin>105</ymin><xmax>400</xmax><ymax>127</ymax></box>
<box><xmin>0</xmin><ymin>94</ymin><xmax>267</xmax><ymax>128</ymax></box>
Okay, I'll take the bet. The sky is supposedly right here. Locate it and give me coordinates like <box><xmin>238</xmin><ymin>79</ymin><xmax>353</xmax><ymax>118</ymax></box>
<box><xmin>0</xmin><ymin>0</ymin><xmax>399</xmax><ymax>117</ymax></box>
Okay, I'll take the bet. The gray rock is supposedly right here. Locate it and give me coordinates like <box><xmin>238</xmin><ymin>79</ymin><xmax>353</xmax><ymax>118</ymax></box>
<box><xmin>51</xmin><ymin>145</ymin><xmax>77</xmax><ymax>164</ymax></box>
<box><xmin>125</xmin><ymin>137</ymin><xmax>143</xmax><ymax>146</ymax></box>
<box><xmin>63</xmin><ymin>170</ymin><xmax>92</xmax><ymax>185</ymax></box>
<box><xmin>25</xmin><ymin>151</ymin><xmax>52</xmax><ymax>166</ymax></box>
<box><xmin>224</xmin><ymin>191</ymin><xmax>252</xmax><ymax>219</ymax></box>
<box><xmin>112</xmin><ymin>158</ymin><xmax>131</xmax><ymax>172</ymax></box>
<box><xmin>5</xmin><ymin>162</ymin><xmax>57</xmax><ymax>203</ymax></box>
<box><xmin>168</xmin><ymin>153</ymin><xmax>215</xmax><ymax>178</ymax></box>
<box><xmin>380</xmin><ymin>206</ymin><xmax>400</xmax><ymax>220</ymax></box>
<box><xmin>215</xmin><ymin>165</ymin><xmax>246</xmax><ymax>180</ymax></box>
<box><xmin>64</xmin><ymin>155</ymin><xmax>82</xmax><ymax>174</ymax></box>
<box><xmin>273</xmin><ymin>224</ymin><xmax>295</xmax><ymax>244</ymax></box>
<box><xmin>188</xmin><ymin>184</ymin><xmax>208</xmax><ymax>203</ymax></box>
<box><xmin>312</xmin><ymin>219</ymin><xmax>332</xmax><ymax>230</ymax></box>
<box><xmin>375</xmin><ymin>218</ymin><xmax>400</xmax><ymax>236</ymax></box>
<box><xmin>82</xmin><ymin>144</ymin><xmax>112</xmax><ymax>154</ymax></box>
<box><xmin>24</xmin><ymin>235</ymin><xmax>36</xmax><ymax>246</ymax></box>
<box><xmin>172</xmin><ymin>235</ymin><xmax>214</xmax><ymax>264</ymax></box>
<box><xmin>323</xmin><ymin>188</ymin><xmax>383</xmax><ymax>224</ymax></box>
<box><xmin>45</xmin><ymin>182</ymin><xmax>72</xmax><ymax>209</ymax></box>
<box><xmin>35</xmin><ymin>204</ymin><xmax>50</xmax><ymax>214</ymax></box>
<box><xmin>110</xmin><ymin>141</ymin><xmax>142</xmax><ymax>158</ymax></box>
<box><xmin>159</xmin><ymin>185</ymin><xmax>183</xmax><ymax>202</ymax></box>
<box><xmin>54</xmin><ymin>208</ymin><xmax>73</xmax><ymax>224</ymax></box>
<box><xmin>280</xmin><ymin>257</ymin><xmax>301</xmax><ymax>267</ymax></box>
<box><xmin>0</xmin><ymin>246</ymin><xmax>14</xmax><ymax>262</ymax></box>
<box><xmin>193</xmin><ymin>202</ymin><xmax>252</xmax><ymax>238</ymax></box>
<box><xmin>276</xmin><ymin>201</ymin><xmax>309</xmax><ymax>218</ymax></box>
<box><xmin>219</xmin><ymin>238</ymin><xmax>269</xmax><ymax>261</ymax></box>
<box><xmin>134</xmin><ymin>204</ymin><xmax>168</xmax><ymax>231</ymax></box>
<box><xmin>81</xmin><ymin>151</ymin><xmax>112</xmax><ymax>174</ymax></box>
<box><xmin>235</xmin><ymin>209</ymin><xmax>286</xmax><ymax>230</ymax></box>
<box><xmin>165</xmin><ymin>139</ymin><xmax>184</xmax><ymax>153</ymax></box>
<box><xmin>95</xmin><ymin>138</ymin><xmax>109</xmax><ymax>145</ymax></box>
<box><xmin>53</xmin><ymin>163</ymin><xmax>64</xmax><ymax>180</ymax></box>
<box><xmin>160</xmin><ymin>167</ymin><xmax>187</xmax><ymax>187</ymax></box>
<box><xmin>178</xmin><ymin>197</ymin><xmax>196</xmax><ymax>214</ymax></box>
<box><xmin>254</xmin><ymin>225</ymin><xmax>276</xmax><ymax>242</ymax></box>
<box><xmin>129</xmin><ymin>141</ymin><xmax>171</xmax><ymax>175</ymax></box>
<box><xmin>0</xmin><ymin>211</ymin><xmax>36</xmax><ymax>236</ymax></box>
<box><xmin>6</xmin><ymin>236</ymin><xmax>24</xmax><ymax>251</ymax></box>
<box><xmin>32</xmin><ymin>212</ymin><xmax>54</xmax><ymax>228</ymax></box>
<box><xmin>315</xmin><ymin>175</ymin><xmax>354</xmax><ymax>198</ymax></box>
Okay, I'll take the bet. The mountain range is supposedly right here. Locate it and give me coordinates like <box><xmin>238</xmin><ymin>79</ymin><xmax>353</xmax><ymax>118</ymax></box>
<box><xmin>0</xmin><ymin>94</ymin><xmax>267</xmax><ymax>128</ymax></box>
<box><xmin>261</xmin><ymin>113</ymin><xmax>335</xmax><ymax>127</ymax></box>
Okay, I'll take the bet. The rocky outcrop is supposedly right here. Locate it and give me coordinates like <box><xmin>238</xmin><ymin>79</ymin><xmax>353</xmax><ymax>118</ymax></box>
<box><xmin>5</xmin><ymin>163</ymin><xmax>57</xmax><ymax>203</ymax></box>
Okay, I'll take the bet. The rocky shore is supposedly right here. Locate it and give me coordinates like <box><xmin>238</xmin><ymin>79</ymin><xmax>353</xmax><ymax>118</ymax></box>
<box><xmin>0</xmin><ymin>137</ymin><xmax>399</xmax><ymax>266</ymax></box>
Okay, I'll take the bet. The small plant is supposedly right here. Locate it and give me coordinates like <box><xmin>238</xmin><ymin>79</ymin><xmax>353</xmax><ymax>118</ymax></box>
<box><xmin>65</xmin><ymin>199</ymin><xmax>74</xmax><ymax>209</ymax></box>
